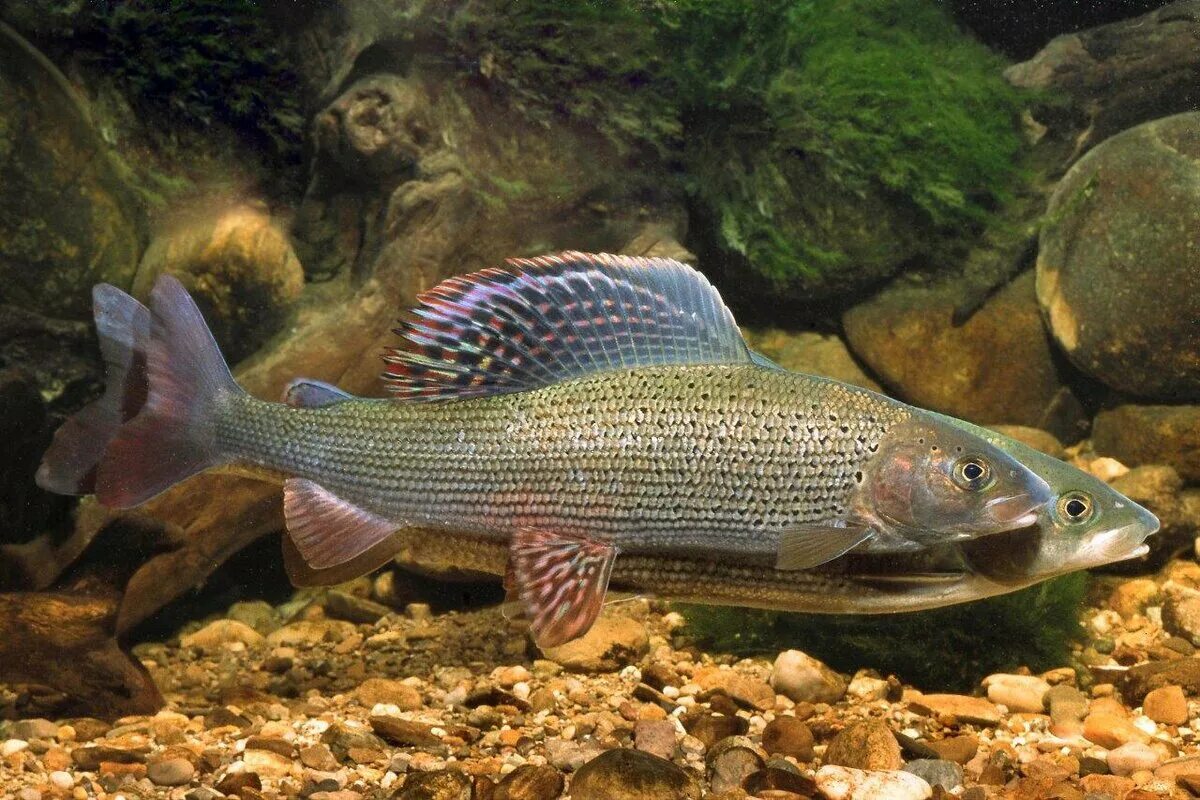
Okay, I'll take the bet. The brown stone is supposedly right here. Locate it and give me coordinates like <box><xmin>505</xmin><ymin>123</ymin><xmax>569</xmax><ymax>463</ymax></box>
<box><xmin>370</xmin><ymin>716</ymin><xmax>442</xmax><ymax>747</ymax></box>
<box><xmin>493</xmin><ymin>764</ymin><xmax>563</xmax><ymax>800</ymax></box>
<box><xmin>1094</xmin><ymin>405</ymin><xmax>1200</xmax><ymax>482</ymax></box>
<box><xmin>694</xmin><ymin>666</ymin><xmax>776</xmax><ymax>712</ymax></box>
<box><xmin>844</xmin><ymin>271</ymin><xmax>1084</xmax><ymax>436</ymax></box>
<box><xmin>823</xmin><ymin>719</ymin><xmax>903</xmax><ymax>772</ymax></box>
<box><xmin>1121</xmin><ymin>657</ymin><xmax>1200</xmax><ymax>704</ymax></box>
<box><xmin>571</xmin><ymin>748</ymin><xmax>702</xmax><ymax>800</ymax></box>
<box><xmin>1143</xmin><ymin>685</ymin><xmax>1188</xmax><ymax>726</ymax></box>
<box><xmin>355</xmin><ymin>678</ymin><xmax>422</xmax><ymax>710</ymax></box>
<box><xmin>393</xmin><ymin>769</ymin><xmax>472</xmax><ymax>800</ymax></box>
<box><xmin>908</xmin><ymin>694</ymin><xmax>1002</xmax><ymax>726</ymax></box>
<box><xmin>1082</xmin><ymin>711</ymin><xmax>1151</xmax><ymax>749</ymax></box>
<box><xmin>681</xmin><ymin>712</ymin><xmax>747</xmax><ymax>750</ymax></box>
<box><xmin>705</xmin><ymin>738</ymin><xmax>766</xmax><ymax>796</ymax></box>
<box><xmin>540</xmin><ymin>615</ymin><xmax>649</xmax><ymax>673</ymax></box>
<box><xmin>927</xmin><ymin>735</ymin><xmax>979</xmax><ymax>765</ymax></box>
<box><xmin>760</xmin><ymin>715</ymin><xmax>814</xmax><ymax>761</ymax></box>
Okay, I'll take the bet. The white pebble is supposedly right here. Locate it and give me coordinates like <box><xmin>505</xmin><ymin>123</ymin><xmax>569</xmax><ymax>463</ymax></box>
<box><xmin>48</xmin><ymin>772</ymin><xmax>74</xmax><ymax>791</ymax></box>
<box><xmin>1107</xmin><ymin>742</ymin><xmax>1161</xmax><ymax>776</ymax></box>
<box><xmin>661</xmin><ymin>685</ymin><xmax>680</xmax><ymax>699</ymax></box>
<box><xmin>816</xmin><ymin>765</ymin><xmax>931</xmax><ymax>800</ymax></box>
<box><xmin>1</xmin><ymin>739</ymin><xmax>29</xmax><ymax>757</ymax></box>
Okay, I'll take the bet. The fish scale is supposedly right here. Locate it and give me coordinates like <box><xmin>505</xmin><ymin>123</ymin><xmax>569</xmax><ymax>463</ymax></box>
<box><xmin>215</xmin><ymin>363</ymin><xmax>905</xmax><ymax>556</ymax></box>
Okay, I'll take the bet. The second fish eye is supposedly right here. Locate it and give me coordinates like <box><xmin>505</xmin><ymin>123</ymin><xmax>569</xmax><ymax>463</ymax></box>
<box><xmin>953</xmin><ymin>457</ymin><xmax>992</xmax><ymax>491</ymax></box>
<box><xmin>1058</xmin><ymin>492</ymin><xmax>1095</xmax><ymax>524</ymax></box>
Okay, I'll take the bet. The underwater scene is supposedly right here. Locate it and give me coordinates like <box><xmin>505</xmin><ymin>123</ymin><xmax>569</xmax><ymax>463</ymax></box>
<box><xmin>1</xmin><ymin>0</ymin><xmax>1199</xmax><ymax>798</ymax></box>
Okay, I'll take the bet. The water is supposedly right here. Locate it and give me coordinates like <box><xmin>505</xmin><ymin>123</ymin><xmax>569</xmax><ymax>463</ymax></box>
<box><xmin>0</xmin><ymin>1</ymin><xmax>1196</xmax><ymax>796</ymax></box>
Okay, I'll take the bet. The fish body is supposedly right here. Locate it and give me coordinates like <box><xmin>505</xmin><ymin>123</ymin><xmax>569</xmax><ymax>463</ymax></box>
<box><xmin>40</xmin><ymin>252</ymin><xmax>1065</xmax><ymax>646</ymax></box>
<box><xmin>219</xmin><ymin>364</ymin><xmax>944</xmax><ymax>557</ymax></box>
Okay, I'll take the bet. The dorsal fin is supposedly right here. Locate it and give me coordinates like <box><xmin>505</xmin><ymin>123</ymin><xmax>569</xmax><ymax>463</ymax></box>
<box><xmin>381</xmin><ymin>251</ymin><xmax>752</xmax><ymax>400</ymax></box>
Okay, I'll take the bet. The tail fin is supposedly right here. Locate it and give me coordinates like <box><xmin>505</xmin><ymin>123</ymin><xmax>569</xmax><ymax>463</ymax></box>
<box><xmin>36</xmin><ymin>285</ymin><xmax>151</xmax><ymax>495</ymax></box>
<box><xmin>95</xmin><ymin>275</ymin><xmax>242</xmax><ymax>508</ymax></box>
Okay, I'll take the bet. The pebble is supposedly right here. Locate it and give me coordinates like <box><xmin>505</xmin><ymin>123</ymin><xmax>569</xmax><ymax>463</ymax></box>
<box><xmin>682</xmin><ymin>711</ymin><xmax>748</xmax><ymax>748</ymax></box>
<box><xmin>1106</xmin><ymin>742</ymin><xmax>1162</xmax><ymax>776</ymax></box>
<box><xmin>908</xmin><ymin>693</ymin><xmax>1001</xmax><ymax>726</ymax></box>
<box><xmin>148</xmin><ymin>756</ymin><xmax>196</xmax><ymax>786</ymax></box>
<box><xmin>181</xmin><ymin>619</ymin><xmax>266</xmax><ymax>649</ymax></box>
<box><xmin>10</xmin><ymin>719</ymin><xmax>59</xmax><ymax>741</ymax></box>
<box><xmin>982</xmin><ymin>673</ymin><xmax>1050</xmax><ymax>713</ymax></box>
<box><xmin>393</xmin><ymin>770</ymin><xmax>473</xmax><ymax>799</ymax></box>
<box><xmin>903</xmin><ymin>759</ymin><xmax>963</xmax><ymax>791</ymax></box>
<box><xmin>265</xmin><ymin>619</ymin><xmax>359</xmax><ymax>647</ymax></box>
<box><xmin>325</xmin><ymin>590</ymin><xmax>394</xmax><ymax>624</ymax></box>
<box><xmin>706</xmin><ymin>738</ymin><xmax>765</xmax><ymax>794</ymax></box>
<box><xmin>1083</xmin><ymin>711</ymin><xmax>1151</xmax><ymax>748</ymax></box>
<box><xmin>355</xmin><ymin>677</ymin><xmax>422</xmax><ymax>710</ymax></box>
<box><xmin>761</xmin><ymin>715</ymin><xmax>815</xmax><ymax>760</ymax></box>
<box><xmin>815</xmin><ymin>765</ymin><xmax>932</xmax><ymax>800</ymax></box>
<box><xmin>823</xmin><ymin>719</ymin><xmax>903</xmax><ymax>771</ymax></box>
<box><xmin>539</xmin><ymin>616</ymin><xmax>649</xmax><ymax>672</ymax></box>
<box><xmin>770</xmin><ymin>650</ymin><xmax>847</xmax><ymax>704</ymax></box>
<box><xmin>926</xmin><ymin>735</ymin><xmax>978</xmax><ymax>764</ymax></box>
<box><xmin>493</xmin><ymin>764</ymin><xmax>564</xmax><ymax>800</ymax></box>
<box><xmin>242</xmin><ymin>747</ymin><xmax>295</xmax><ymax>778</ymax></box>
<box><xmin>693</xmin><ymin>666</ymin><xmax>775</xmax><ymax>711</ymax></box>
<box><xmin>2</xmin><ymin>738</ymin><xmax>29</xmax><ymax>757</ymax></box>
<box><xmin>48</xmin><ymin>771</ymin><xmax>74</xmax><ymax>791</ymax></box>
<box><xmin>633</xmin><ymin>718</ymin><xmax>677</xmax><ymax>759</ymax></box>
<box><xmin>571</xmin><ymin>748</ymin><xmax>701</xmax><ymax>799</ymax></box>
<box><xmin>1143</xmin><ymin>684</ymin><xmax>1188</xmax><ymax>726</ymax></box>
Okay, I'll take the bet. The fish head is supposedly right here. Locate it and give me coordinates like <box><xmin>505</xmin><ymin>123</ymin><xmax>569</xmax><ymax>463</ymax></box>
<box><xmin>954</xmin><ymin>445</ymin><xmax>1159</xmax><ymax>586</ymax></box>
<box><xmin>858</xmin><ymin>416</ymin><xmax>1054</xmax><ymax>541</ymax></box>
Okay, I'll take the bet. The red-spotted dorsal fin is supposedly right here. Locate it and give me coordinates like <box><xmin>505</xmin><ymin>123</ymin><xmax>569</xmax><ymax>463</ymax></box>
<box><xmin>381</xmin><ymin>251</ymin><xmax>753</xmax><ymax>400</ymax></box>
<box><xmin>283</xmin><ymin>478</ymin><xmax>397</xmax><ymax>570</ymax></box>
<box><xmin>508</xmin><ymin>528</ymin><xmax>618</xmax><ymax>649</ymax></box>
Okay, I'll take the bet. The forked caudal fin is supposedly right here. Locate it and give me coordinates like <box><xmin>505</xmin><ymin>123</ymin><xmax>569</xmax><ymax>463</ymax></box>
<box><xmin>93</xmin><ymin>275</ymin><xmax>242</xmax><ymax>509</ymax></box>
<box><xmin>36</xmin><ymin>285</ymin><xmax>151</xmax><ymax>495</ymax></box>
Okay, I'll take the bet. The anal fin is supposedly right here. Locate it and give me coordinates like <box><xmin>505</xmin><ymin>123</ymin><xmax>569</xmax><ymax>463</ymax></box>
<box><xmin>508</xmin><ymin>528</ymin><xmax>617</xmax><ymax>648</ymax></box>
<box><xmin>283</xmin><ymin>479</ymin><xmax>397</xmax><ymax>570</ymax></box>
<box><xmin>776</xmin><ymin>523</ymin><xmax>873</xmax><ymax>571</ymax></box>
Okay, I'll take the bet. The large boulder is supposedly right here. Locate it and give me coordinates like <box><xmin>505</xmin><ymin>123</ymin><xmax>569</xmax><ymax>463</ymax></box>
<box><xmin>132</xmin><ymin>203</ymin><xmax>305</xmax><ymax>364</ymax></box>
<box><xmin>1092</xmin><ymin>405</ymin><xmax>1200</xmax><ymax>484</ymax></box>
<box><xmin>1005</xmin><ymin>4</ymin><xmax>1200</xmax><ymax>157</ymax></box>
<box><xmin>0</xmin><ymin>23</ymin><xmax>143</xmax><ymax>319</ymax></box>
<box><xmin>843</xmin><ymin>271</ymin><xmax>1084</xmax><ymax>440</ymax></box>
<box><xmin>1036</xmin><ymin>113</ymin><xmax>1200</xmax><ymax>402</ymax></box>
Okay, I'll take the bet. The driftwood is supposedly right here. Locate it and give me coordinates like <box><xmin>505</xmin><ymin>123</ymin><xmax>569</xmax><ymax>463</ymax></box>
<box><xmin>0</xmin><ymin>518</ymin><xmax>170</xmax><ymax>719</ymax></box>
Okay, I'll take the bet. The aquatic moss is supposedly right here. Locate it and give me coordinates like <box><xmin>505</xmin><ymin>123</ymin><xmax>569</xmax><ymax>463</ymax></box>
<box><xmin>663</xmin><ymin>0</ymin><xmax>1028</xmax><ymax>299</ymax></box>
<box><xmin>26</xmin><ymin>0</ymin><xmax>304</xmax><ymax>165</ymax></box>
<box><xmin>679</xmin><ymin>573</ymin><xmax>1088</xmax><ymax>692</ymax></box>
<box><xmin>420</xmin><ymin>0</ymin><xmax>1027</xmax><ymax>300</ymax></box>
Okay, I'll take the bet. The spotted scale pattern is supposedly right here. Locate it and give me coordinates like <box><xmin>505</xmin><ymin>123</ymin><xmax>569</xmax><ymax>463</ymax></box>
<box><xmin>214</xmin><ymin>362</ymin><xmax>910</xmax><ymax>557</ymax></box>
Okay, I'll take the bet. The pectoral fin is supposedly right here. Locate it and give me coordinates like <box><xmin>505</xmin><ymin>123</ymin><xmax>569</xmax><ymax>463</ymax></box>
<box><xmin>283</xmin><ymin>479</ymin><xmax>397</xmax><ymax>570</ymax></box>
<box><xmin>507</xmin><ymin>528</ymin><xmax>617</xmax><ymax>648</ymax></box>
<box><xmin>775</xmin><ymin>523</ymin><xmax>873</xmax><ymax>570</ymax></box>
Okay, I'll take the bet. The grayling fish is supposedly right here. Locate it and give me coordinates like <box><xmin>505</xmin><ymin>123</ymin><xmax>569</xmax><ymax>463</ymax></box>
<box><xmin>38</xmin><ymin>252</ymin><xmax>1057</xmax><ymax>646</ymax></box>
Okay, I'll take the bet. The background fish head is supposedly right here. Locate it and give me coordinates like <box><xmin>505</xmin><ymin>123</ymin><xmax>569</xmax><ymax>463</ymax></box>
<box><xmin>857</xmin><ymin>416</ymin><xmax>1053</xmax><ymax>540</ymax></box>
<box><xmin>922</xmin><ymin>414</ymin><xmax>1161</xmax><ymax>586</ymax></box>
<box><xmin>957</xmin><ymin>452</ymin><xmax>1159</xmax><ymax>586</ymax></box>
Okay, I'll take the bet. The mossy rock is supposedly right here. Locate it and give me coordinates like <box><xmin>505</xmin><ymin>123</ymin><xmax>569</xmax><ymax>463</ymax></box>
<box><xmin>672</xmin><ymin>0</ymin><xmax>1027</xmax><ymax>303</ymax></box>
<box><xmin>0</xmin><ymin>23</ymin><xmax>143</xmax><ymax>318</ymax></box>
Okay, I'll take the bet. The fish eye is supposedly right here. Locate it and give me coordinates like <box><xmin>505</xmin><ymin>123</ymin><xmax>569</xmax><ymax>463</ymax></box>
<box><xmin>1057</xmin><ymin>491</ymin><xmax>1095</xmax><ymax>525</ymax></box>
<box><xmin>952</xmin><ymin>457</ymin><xmax>993</xmax><ymax>491</ymax></box>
